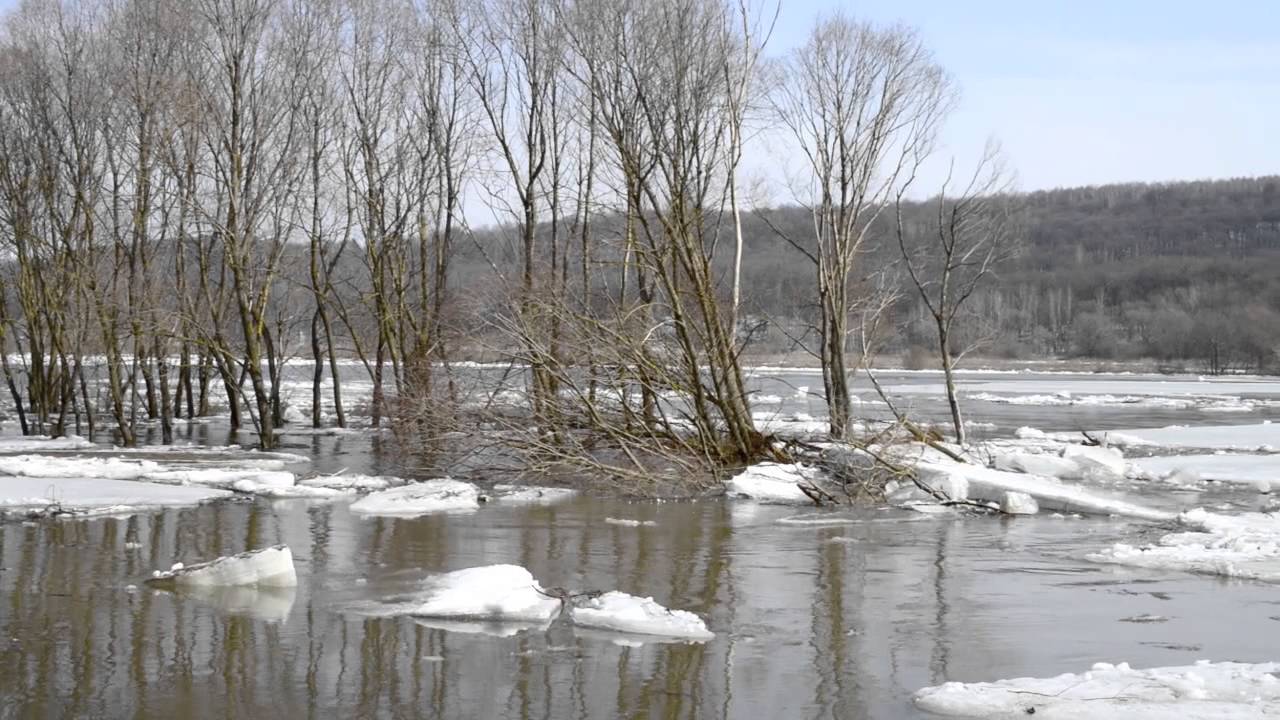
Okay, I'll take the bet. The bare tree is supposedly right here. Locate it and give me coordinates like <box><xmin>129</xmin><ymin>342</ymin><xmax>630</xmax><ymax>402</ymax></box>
<box><xmin>898</xmin><ymin>143</ymin><xmax>1020</xmax><ymax>444</ymax></box>
<box><xmin>773</xmin><ymin>15</ymin><xmax>952</xmax><ymax>438</ymax></box>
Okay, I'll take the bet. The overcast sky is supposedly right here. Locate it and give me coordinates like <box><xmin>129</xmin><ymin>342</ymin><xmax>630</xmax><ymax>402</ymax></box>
<box><xmin>767</xmin><ymin>0</ymin><xmax>1280</xmax><ymax>194</ymax></box>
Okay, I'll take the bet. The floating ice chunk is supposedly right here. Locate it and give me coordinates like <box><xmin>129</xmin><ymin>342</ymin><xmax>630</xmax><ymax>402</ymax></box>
<box><xmin>148</xmin><ymin>545</ymin><xmax>298</xmax><ymax>588</ymax></box>
<box><xmin>0</xmin><ymin>476</ymin><xmax>231</xmax><ymax>515</ymax></box>
<box><xmin>488</xmin><ymin>484</ymin><xmax>577</xmax><ymax>504</ymax></box>
<box><xmin>915</xmin><ymin>460</ymin><xmax>1173</xmax><ymax>521</ymax></box>
<box><xmin>605</xmin><ymin>517</ymin><xmax>656</xmax><ymax>527</ymax></box>
<box><xmin>725</xmin><ymin>463</ymin><xmax>819</xmax><ymax>504</ymax></box>
<box><xmin>1061</xmin><ymin>444</ymin><xmax>1127</xmax><ymax>479</ymax></box>
<box><xmin>298</xmin><ymin>474</ymin><xmax>407</xmax><ymax>492</ymax></box>
<box><xmin>143</xmin><ymin>469</ymin><xmax>295</xmax><ymax>489</ymax></box>
<box><xmin>350</xmin><ymin>479</ymin><xmax>480</xmax><ymax>516</ymax></box>
<box><xmin>1086</xmin><ymin>422</ymin><xmax>1280</xmax><ymax>452</ymax></box>
<box><xmin>914</xmin><ymin>660</ymin><xmax>1280</xmax><ymax>717</ymax></box>
<box><xmin>1132</xmin><ymin>454</ymin><xmax>1280</xmax><ymax>492</ymax></box>
<box><xmin>570</xmin><ymin>591</ymin><xmax>712</xmax><ymax>640</ymax></box>
<box><xmin>0</xmin><ymin>455</ymin><xmax>158</xmax><ymax>480</ymax></box>
<box><xmin>1000</xmin><ymin>491</ymin><xmax>1039</xmax><ymax>515</ymax></box>
<box><xmin>1088</xmin><ymin>508</ymin><xmax>1280</xmax><ymax>581</ymax></box>
<box><xmin>751</xmin><ymin>394</ymin><xmax>783</xmax><ymax>405</ymax></box>
<box><xmin>993</xmin><ymin>452</ymin><xmax>1081</xmax><ymax>479</ymax></box>
<box><xmin>413</xmin><ymin>564</ymin><xmax>561</xmax><ymax>622</ymax></box>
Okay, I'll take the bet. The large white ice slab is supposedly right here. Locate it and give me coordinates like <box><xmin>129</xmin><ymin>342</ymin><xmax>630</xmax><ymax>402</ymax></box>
<box><xmin>412</xmin><ymin>564</ymin><xmax>562</xmax><ymax>622</ymax></box>
<box><xmin>349</xmin><ymin>479</ymin><xmax>480</xmax><ymax>516</ymax></box>
<box><xmin>1131</xmin><ymin>454</ymin><xmax>1280</xmax><ymax>491</ymax></box>
<box><xmin>569</xmin><ymin>591</ymin><xmax>713</xmax><ymax>640</ymax></box>
<box><xmin>915</xmin><ymin>460</ymin><xmax>1173</xmax><ymax>521</ymax></box>
<box><xmin>914</xmin><ymin>660</ymin><xmax>1280</xmax><ymax>718</ymax></box>
<box><xmin>1083</xmin><ymin>422</ymin><xmax>1280</xmax><ymax>452</ymax></box>
<box><xmin>0</xmin><ymin>475</ymin><xmax>231</xmax><ymax>515</ymax></box>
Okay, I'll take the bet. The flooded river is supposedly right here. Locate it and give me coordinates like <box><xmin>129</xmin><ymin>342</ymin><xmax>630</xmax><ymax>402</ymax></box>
<box><xmin>3</xmin><ymin>370</ymin><xmax>1280</xmax><ymax>718</ymax></box>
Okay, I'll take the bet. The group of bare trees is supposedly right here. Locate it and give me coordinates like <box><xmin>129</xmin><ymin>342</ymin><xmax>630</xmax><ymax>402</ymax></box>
<box><xmin>0</xmin><ymin>0</ymin><xmax>469</xmax><ymax>449</ymax></box>
<box><xmin>0</xmin><ymin>0</ymin><xmax>1017</xmax><ymax>476</ymax></box>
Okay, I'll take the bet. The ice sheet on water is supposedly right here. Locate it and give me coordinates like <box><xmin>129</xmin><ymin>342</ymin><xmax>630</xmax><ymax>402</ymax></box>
<box><xmin>412</xmin><ymin>564</ymin><xmax>562</xmax><ymax>623</ymax></box>
<box><xmin>149</xmin><ymin>545</ymin><xmax>298</xmax><ymax>588</ymax></box>
<box><xmin>0</xmin><ymin>454</ymin><xmax>160</xmax><ymax>480</ymax></box>
<box><xmin>1131</xmin><ymin>454</ymin><xmax>1280</xmax><ymax>492</ymax></box>
<box><xmin>1067</xmin><ymin>422</ymin><xmax>1280</xmax><ymax>453</ymax></box>
<box><xmin>488</xmin><ymin>484</ymin><xmax>577</xmax><ymax>504</ymax></box>
<box><xmin>298</xmin><ymin>473</ymin><xmax>407</xmax><ymax>492</ymax></box>
<box><xmin>569</xmin><ymin>591</ymin><xmax>712</xmax><ymax>640</ymax></box>
<box><xmin>1088</xmin><ymin>508</ymin><xmax>1280</xmax><ymax>582</ymax></box>
<box><xmin>725</xmin><ymin>462</ymin><xmax>820</xmax><ymax>504</ymax></box>
<box><xmin>0</xmin><ymin>475</ymin><xmax>231</xmax><ymax>515</ymax></box>
<box><xmin>143</xmin><ymin>468</ymin><xmax>295</xmax><ymax>489</ymax></box>
<box><xmin>0</xmin><ymin>435</ymin><xmax>94</xmax><ymax>452</ymax></box>
<box><xmin>914</xmin><ymin>660</ymin><xmax>1280</xmax><ymax>718</ymax></box>
<box><xmin>914</xmin><ymin>459</ymin><xmax>1173</xmax><ymax>521</ymax></box>
<box><xmin>349</xmin><ymin>479</ymin><xmax>480</xmax><ymax>516</ymax></box>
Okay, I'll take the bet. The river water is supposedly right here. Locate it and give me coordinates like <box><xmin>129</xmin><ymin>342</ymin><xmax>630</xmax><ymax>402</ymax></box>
<box><xmin>3</xmin><ymin>370</ymin><xmax>1280</xmax><ymax>718</ymax></box>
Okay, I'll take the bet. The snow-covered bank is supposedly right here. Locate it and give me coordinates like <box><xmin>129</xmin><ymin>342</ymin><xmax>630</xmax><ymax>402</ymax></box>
<box><xmin>149</xmin><ymin>545</ymin><xmax>298</xmax><ymax>587</ymax></box>
<box><xmin>569</xmin><ymin>592</ymin><xmax>713</xmax><ymax>640</ymax></box>
<box><xmin>349</xmin><ymin>479</ymin><xmax>480</xmax><ymax>516</ymax></box>
<box><xmin>914</xmin><ymin>660</ymin><xmax>1280</xmax><ymax>718</ymax></box>
<box><xmin>1089</xmin><ymin>509</ymin><xmax>1280</xmax><ymax>582</ymax></box>
<box><xmin>0</xmin><ymin>475</ymin><xmax>231</xmax><ymax>516</ymax></box>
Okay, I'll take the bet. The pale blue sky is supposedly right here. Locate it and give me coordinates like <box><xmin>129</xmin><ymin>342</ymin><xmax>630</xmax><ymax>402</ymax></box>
<box><xmin>766</xmin><ymin>0</ymin><xmax>1280</xmax><ymax>192</ymax></box>
<box><xmin>1</xmin><ymin>0</ymin><xmax>1272</xmax><ymax>201</ymax></box>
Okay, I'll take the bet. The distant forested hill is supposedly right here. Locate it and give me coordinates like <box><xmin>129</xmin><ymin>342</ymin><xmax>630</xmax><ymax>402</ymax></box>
<box><xmin>731</xmin><ymin>176</ymin><xmax>1280</xmax><ymax>372</ymax></box>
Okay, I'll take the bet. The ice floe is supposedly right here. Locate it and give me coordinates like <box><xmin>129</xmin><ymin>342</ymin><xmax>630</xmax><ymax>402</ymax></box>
<box><xmin>914</xmin><ymin>459</ymin><xmax>1174</xmax><ymax>521</ymax></box>
<box><xmin>0</xmin><ymin>475</ymin><xmax>232</xmax><ymax>516</ymax></box>
<box><xmin>1131</xmin><ymin>454</ymin><xmax>1280</xmax><ymax>492</ymax></box>
<box><xmin>725</xmin><ymin>462</ymin><xmax>821</xmax><ymax>504</ymax></box>
<box><xmin>412</xmin><ymin>564</ymin><xmax>561</xmax><ymax>622</ymax></box>
<box><xmin>569</xmin><ymin>591</ymin><xmax>713</xmax><ymax>640</ymax></box>
<box><xmin>1088</xmin><ymin>508</ymin><xmax>1280</xmax><ymax>582</ymax></box>
<box><xmin>148</xmin><ymin>545</ymin><xmax>298</xmax><ymax>587</ymax></box>
<box><xmin>349</xmin><ymin>479</ymin><xmax>480</xmax><ymax>516</ymax></box>
<box><xmin>604</xmin><ymin>517</ymin><xmax>656</xmax><ymax>527</ymax></box>
<box><xmin>0</xmin><ymin>435</ymin><xmax>94</xmax><ymax>452</ymax></box>
<box><xmin>297</xmin><ymin>473</ymin><xmax>407</xmax><ymax>492</ymax></box>
<box><xmin>914</xmin><ymin>660</ymin><xmax>1280</xmax><ymax>718</ymax></box>
<box><xmin>487</xmin><ymin>484</ymin><xmax>577</xmax><ymax>504</ymax></box>
<box><xmin>1077</xmin><ymin>422</ymin><xmax>1280</xmax><ymax>453</ymax></box>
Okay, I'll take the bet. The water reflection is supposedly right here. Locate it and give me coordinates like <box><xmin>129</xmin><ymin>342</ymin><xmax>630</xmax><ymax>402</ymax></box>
<box><xmin>4</xmin><ymin>441</ymin><xmax>1280</xmax><ymax>717</ymax></box>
